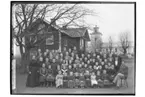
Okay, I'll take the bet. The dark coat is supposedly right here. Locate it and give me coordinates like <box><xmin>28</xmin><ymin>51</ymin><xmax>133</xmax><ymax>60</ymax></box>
<box><xmin>26</xmin><ymin>60</ymin><xmax>40</xmax><ymax>87</ymax></box>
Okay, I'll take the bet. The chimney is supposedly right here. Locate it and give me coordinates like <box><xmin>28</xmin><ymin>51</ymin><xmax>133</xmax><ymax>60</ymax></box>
<box><xmin>51</xmin><ymin>18</ymin><xmax>56</xmax><ymax>25</ymax></box>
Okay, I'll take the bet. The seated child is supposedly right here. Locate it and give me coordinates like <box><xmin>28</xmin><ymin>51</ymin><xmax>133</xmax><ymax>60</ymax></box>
<box><xmin>39</xmin><ymin>63</ymin><xmax>47</xmax><ymax>87</ymax></box>
<box><xmin>63</xmin><ymin>72</ymin><xmax>68</xmax><ymax>88</ymax></box>
<box><xmin>91</xmin><ymin>72</ymin><xmax>98</xmax><ymax>88</ymax></box>
<box><xmin>68</xmin><ymin>65</ymin><xmax>73</xmax><ymax>74</ymax></box>
<box><xmin>61</xmin><ymin>65</ymin><xmax>68</xmax><ymax>75</ymax></box>
<box><xmin>96</xmin><ymin>70</ymin><xmax>103</xmax><ymax>88</ymax></box>
<box><xmin>93</xmin><ymin>65</ymin><xmax>97</xmax><ymax>75</ymax></box>
<box><xmin>46</xmin><ymin>65</ymin><xmax>54</xmax><ymax>87</ymax></box>
<box><xmin>68</xmin><ymin>72</ymin><xmax>75</xmax><ymax>88</ymax></box>
<box><xmin>102</xmin><ymin>70</ymin><xmax>110</xmax><ymax>86</ymax></box>
<box><xmin>88</xmin><ymin>65</ymin><xmax>93</xmax><ymax>74</ymax></box>
<box><xmin>56</xmin><ymin>71</ymin><xmax>63</xmax><ymax>88</ymax></box>
<box><xmin>79</xmin><ymin>73</ymin><xmax>85</xmax><ymax>88</ymax></box>
<box><xmin>74</xmin><ymin>72</ymin><xmax>80</xmax><ymax>88</ymax></box>
<box><xmin>84</xmin><ymin>70</ymin><xmax>91</xmax><ymax>88</ymax></box>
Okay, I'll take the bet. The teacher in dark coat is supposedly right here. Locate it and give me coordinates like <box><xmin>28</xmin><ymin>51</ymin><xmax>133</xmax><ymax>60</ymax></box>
<box><xmin>26</xmin><ymin>56</ymin><xmax>40</xmax><ymax>87</ymax></box>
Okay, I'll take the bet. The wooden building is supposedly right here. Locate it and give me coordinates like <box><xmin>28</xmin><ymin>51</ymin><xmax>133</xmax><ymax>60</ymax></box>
<box><xmin>27</xmin><ymin>18</ymin><xmax>90</xmax><ymax>54</ymax></box>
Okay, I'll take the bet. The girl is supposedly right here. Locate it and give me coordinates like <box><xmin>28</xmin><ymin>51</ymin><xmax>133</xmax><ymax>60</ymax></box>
<box><xmin>74</xmin><ymin>72</ymin><xmax>80</xmax><ymax>88</ymax></box>
<box><xmin>45</xmin><ymin>58</ymin><xmax>50</xmax><ymax>68</ymax></box>
<box><xmin>39</xmin><ymin>63</ymin><xmax>47</xmax><ymax>87</ymax></box>
<box><xmin>91</xmin><ymin>72</ymin><xmax>98</xmax><ymax>88</ymax></box>
<box><xmin>46</xmin><ymin>65</ymin><xmax>54</xmax><ymax>87</ymax></box>
<box><xmin>102</xmin><ymin>70</ymin><xmax>110</xmax><ymax>86</ymax></box>
<box><xmin>68</xmin><ymin>72</ymin><xmax>75</xmax><ymax>88</ymax></box>
<box><xmin>84</xmin><ymin>70</ymin><xmax>91</xmax><ymax>88</ymax></box>
<box><xmin>96</xmin><ymin>71</ymin><xmax>103</xmax><ymax>88</ymax></box>
<box><xmin>79</xmin><ymin>73</ymin><xmax>85</xmax><ymax>88</ymax></box>
<box><xmin>61</xmin><ymin>65</ymin><xmax>68</xmax><ymax>75</ymax></box>
<box><xmin>56</xmin><ymin>71</ymin><xmax>63</xmax><ymax>88</ymax></box>
<box><xmin>63</xmin><ymin>72</ymin><xmax>68</xmax><ymax>88</ymax></box>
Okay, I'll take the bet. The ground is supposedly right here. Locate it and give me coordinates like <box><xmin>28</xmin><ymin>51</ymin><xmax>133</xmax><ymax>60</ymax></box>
<box><xmin>14</xmin><ymin>58</ymin><xmax>135</xmax><ymax>94</ymax></box>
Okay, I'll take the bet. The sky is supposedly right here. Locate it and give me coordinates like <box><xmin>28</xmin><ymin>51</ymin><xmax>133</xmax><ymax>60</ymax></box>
<box><xmin>13</xmin><ymin>4</ymin><xmax>135</xmax><ymax>56</ymax></box>
<box><xmin>83</xmin><ymin>4</ymin><xmax>135</xmax><ymax>42</ymax></box>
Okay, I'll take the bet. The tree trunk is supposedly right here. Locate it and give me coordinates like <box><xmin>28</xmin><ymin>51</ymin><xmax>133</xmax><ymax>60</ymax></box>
<box><xmin>123</xmin><ymin>48</ymin><xmax>127</xmax><ymax>55</ymax></box>
<box><xmin>19</xmin><ymin>45</ymin><xmax>30</xmax><ymax>74</ymax></box>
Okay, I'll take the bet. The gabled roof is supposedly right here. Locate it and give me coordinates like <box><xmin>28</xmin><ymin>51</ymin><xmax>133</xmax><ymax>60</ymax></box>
<box><xmin>29</xmin><ymin>18</ymin><xmax>90</xmax><ymax>41</ymax></box>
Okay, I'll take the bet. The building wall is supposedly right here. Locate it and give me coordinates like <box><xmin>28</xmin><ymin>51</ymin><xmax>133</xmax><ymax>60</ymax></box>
<box><xmin>61</xmin><ymin>33</ymin><xmax>80</xmax><ymax>51</ymax></box>
<box><xmin>29</xmin><ymin>23</ymin><xmax>59</xmax><ymax>52</ymax></box>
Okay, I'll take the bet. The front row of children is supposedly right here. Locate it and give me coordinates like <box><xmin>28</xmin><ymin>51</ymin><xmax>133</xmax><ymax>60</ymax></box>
<box><xmin>39</xmin><ymin>63</ymin><xmax>112</xmax><ymax>88</ymax></box>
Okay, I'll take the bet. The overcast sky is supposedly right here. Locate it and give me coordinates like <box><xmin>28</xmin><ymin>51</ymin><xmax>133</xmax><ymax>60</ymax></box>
<box><xmin>83</xmin><ymin>4</ymin><xmax>135</xmax><ymax>42</ymax></box>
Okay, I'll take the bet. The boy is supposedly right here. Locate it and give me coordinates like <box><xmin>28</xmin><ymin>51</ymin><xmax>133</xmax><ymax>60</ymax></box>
<box><xmin>56</xmin><ymin>71</ymin><xmax>63</xmax><ymax>88</ymax></box>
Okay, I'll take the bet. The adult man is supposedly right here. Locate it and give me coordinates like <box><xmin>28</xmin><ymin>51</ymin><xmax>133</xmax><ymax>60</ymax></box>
<box><xmin>112</xmin><ymin>61</ymin><xmax>128</xmax><ymax>88</ymax></box>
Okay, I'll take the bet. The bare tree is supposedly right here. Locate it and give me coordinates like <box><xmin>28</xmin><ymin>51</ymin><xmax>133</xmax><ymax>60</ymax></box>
<box><xmin>119</xmin><ymin>32</ymin><xmax>130</xmax><ymax>55</ymax></box>
<box><xmin>108</xmin><ymin>36</ymin><xmax>113</xmax><ymax>53</ymax></box>
<box><xmin>12</xmin><ymin>3</ymin><xmax>96</xmax><ymax>73</ymax></box>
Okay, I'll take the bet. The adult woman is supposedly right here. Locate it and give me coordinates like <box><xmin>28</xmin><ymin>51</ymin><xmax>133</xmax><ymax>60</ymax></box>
<box><xmin>26</xmin><ymin>56</ymin><xmax>40</xmax><ymax>87</ymax></box>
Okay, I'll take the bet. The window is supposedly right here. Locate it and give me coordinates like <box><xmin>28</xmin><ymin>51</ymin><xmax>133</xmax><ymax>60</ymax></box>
<box><xmin>46</xmin><ymin>35</ymin><xmax>54</xmax><ymax>45</ymax></box>
<box><xmin>80</xmin><ymin>38</ymin><xmax>84</xmax><ymax>49</ymax></box>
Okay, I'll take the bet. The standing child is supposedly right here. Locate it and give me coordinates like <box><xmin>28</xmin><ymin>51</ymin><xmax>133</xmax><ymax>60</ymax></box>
<box><xmin>56</xmin><ymin>71</ymin><xmax>63</xmax><ymax>88</ymax></box>
<box><xmin>91</xmin><ymin>72</ymin><xmax>98</xmax><ymax>88</ymax></box>
<box><xmin>39</xmin><ymin>63</ymin><xmax>47</xmax><ymax>87</ymax></box>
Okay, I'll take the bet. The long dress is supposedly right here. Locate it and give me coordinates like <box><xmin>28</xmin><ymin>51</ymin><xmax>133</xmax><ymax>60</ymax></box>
<box><xmin>39</xmin><ymin>67</ymin><xmax>47</xmax><ymax>82</ymax></box>
<box><xmin>26</xmin><ymin>60</ymin><xmax>40</xmax><ymax>87</ymax></box>
<box><xmin>91</xmin><ymin>75</ymin><xmax>98</xmax><ymax>86</ymax></box>
<box><xmin>56</xmin><ymin>74</ymin><xmax>63</xmax><ymax>87</ymax></box>
<box><xmin>79</xmin><ymin>75</ymin><xmax>85</xmax><ymax>87</ymax></box>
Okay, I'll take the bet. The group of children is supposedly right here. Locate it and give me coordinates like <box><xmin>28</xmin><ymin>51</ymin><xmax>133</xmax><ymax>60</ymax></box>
<box><xmin>32</xmin><ymin>47</ymin><xmax>121</xmax><ymax>88</ymax></box>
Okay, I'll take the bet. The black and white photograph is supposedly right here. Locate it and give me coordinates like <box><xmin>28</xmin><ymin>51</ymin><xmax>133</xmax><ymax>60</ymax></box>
<box><xmin>11</xmin><ymin>1</ymin><xmax>135</xmax><ymax>95</ymax></box>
